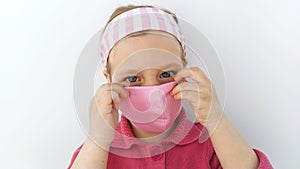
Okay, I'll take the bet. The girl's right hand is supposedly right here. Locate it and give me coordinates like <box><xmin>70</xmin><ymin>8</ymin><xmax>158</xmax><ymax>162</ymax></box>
<box><xmin>88</xmin><ymin>83</ymin><xmax>129</xmax><ymax>148</ymax></box>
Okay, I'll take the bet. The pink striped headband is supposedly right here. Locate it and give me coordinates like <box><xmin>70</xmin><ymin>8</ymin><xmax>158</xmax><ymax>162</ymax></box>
<box><xmin>99</xmin><ymin>7</ymin><xmax>187</xmax><ymax>69</ymax></box>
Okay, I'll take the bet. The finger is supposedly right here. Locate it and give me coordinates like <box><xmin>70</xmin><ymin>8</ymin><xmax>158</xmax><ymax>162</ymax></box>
<box><xmin>171</xmin><ymin>82</ymin><xmax>211</xmax><ymax>96</ymax></box>
<box><xmin>99</xmin><ymin>90</ymin><xmax>120</xmax><ymax>105</ymax></box>
<box><xmin>173</xmin><ymin>67</ymin><xmax>210</xmax><ymax>85</ymax></box>
<box><xmin>110</xmin><ymin>83</ymin><xmax>129</xmax><ymax>98</ymax></box>
<box><xmin>97</xmin><ymin>83</ymin><xmax>129</xmax><ymax>98</ymax></box>
<box><xmin>173</xmin><ymin>90</ymin><xmax>201</xmax><ymax>108</ymax></box>
<box><xmin>174</xmin><ymin>88</ymin><xmax>213</xmax><ymax>105</ymax></box>
<box><xmin>111</xmin><ymin>91</ymin><xmax>120</xmax><ymax>110</ymax></box>
<box><xmin>170</xmin><ymin>82</ymin><xmax>199</xmax><ymax>96</ymax></box>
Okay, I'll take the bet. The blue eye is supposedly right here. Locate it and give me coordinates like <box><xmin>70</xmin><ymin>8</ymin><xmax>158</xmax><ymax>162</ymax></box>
<box><xmin>160</xmin><ymin>71</ymin><xmax>176</xmax><ymax>78</ymax></box>
<box><xmin>126</xmin><ymin>76</ymin><xmax>139</xmax><ymax>83</ymax></box>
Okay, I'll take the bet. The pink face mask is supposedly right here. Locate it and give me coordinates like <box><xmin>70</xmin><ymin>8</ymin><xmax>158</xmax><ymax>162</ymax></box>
<box><xmin>119</xmin><ymin>81</ymin><xmax>182</xmax><ymax>134</ymax></box>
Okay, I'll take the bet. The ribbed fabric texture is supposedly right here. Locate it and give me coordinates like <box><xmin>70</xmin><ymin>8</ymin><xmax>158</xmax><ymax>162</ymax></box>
<box><xmin>99</xmin><ymin>7</ymin><xmax>187</xmax><ymax>68</ymax></box>
<box><xmin>67</xmin><ymin>108</ymin><xmax>273</xmax><ymax>169</ymax></box>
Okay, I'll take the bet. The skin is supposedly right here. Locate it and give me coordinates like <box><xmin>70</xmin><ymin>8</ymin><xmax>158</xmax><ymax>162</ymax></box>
<box><xmin>71</xmin><ymin>31</ymin><xmax>259</xmax><ymax>169</ymax></box>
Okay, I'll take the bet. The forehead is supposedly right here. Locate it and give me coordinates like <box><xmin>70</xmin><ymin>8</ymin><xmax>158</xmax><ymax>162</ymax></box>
<box><xmin>108</xmin><ymin>31</ymin><xmax>183</xmax><ymax>74</ymax></box>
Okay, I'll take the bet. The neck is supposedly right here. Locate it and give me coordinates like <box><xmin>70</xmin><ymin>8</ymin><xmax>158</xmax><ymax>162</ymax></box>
<box><xmin>129</xmin><ymin>117</ymin><xmax>179</xmax><ymax>144</ymax></box>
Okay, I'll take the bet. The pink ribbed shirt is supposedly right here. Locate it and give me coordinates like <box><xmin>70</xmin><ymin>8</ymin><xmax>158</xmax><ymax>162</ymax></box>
<box><xmin>67</xmin><ymin>110</ymin><xmax>273</xmax><ymax>169</ymax></box>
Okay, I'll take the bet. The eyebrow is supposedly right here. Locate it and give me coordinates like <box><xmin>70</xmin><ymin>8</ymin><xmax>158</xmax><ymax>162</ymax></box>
<box><xmin>122</xmin><ymin>62</ymin><xmax>182</xmax><ymax>74</ymax></box>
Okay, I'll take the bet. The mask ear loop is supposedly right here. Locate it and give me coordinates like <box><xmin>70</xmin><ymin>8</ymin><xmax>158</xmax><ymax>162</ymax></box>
<box><xmin>107</xmin><ymin>74</ymin><xmax>111</xmax><ymax>83</ymax></box>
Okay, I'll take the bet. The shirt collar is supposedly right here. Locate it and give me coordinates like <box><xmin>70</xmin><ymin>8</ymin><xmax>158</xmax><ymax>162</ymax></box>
<box><xmin>110</xmin><ymin>108</ymin><xmax>205</xmax><ymax>149</ymax></box>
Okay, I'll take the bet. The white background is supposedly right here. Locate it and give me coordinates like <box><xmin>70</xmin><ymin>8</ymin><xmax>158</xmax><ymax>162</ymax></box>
<box><xmin>0</xmin><ymin>0</ymin><xmax>299</xmax><ymax>168</ymax></box>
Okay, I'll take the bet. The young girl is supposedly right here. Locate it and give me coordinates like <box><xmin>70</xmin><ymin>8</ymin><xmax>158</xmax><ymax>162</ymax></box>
<box><xmin>68</xmin><ymin>5</ymin><xmax>273</xmax><ymax>169</ymax></box>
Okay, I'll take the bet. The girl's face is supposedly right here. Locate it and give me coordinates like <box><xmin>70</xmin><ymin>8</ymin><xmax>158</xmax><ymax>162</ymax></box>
<box><xmin>105</xmin><ymin>31</ymin><xmax>184</xmax><ymax>86</ymax></box>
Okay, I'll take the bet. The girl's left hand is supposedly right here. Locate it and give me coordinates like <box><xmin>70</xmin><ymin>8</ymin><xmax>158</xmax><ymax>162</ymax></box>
<box><xmin>170</xmin><ymin>67</ymin><xmax>223</xmax><ymax>125</ymax></box>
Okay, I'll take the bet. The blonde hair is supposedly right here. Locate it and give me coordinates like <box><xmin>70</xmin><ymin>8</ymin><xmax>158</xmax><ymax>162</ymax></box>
<box><xmin>103</xmin><ymin>5</ymin><xmax>187</xmax><ymax>74</ymax></box>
